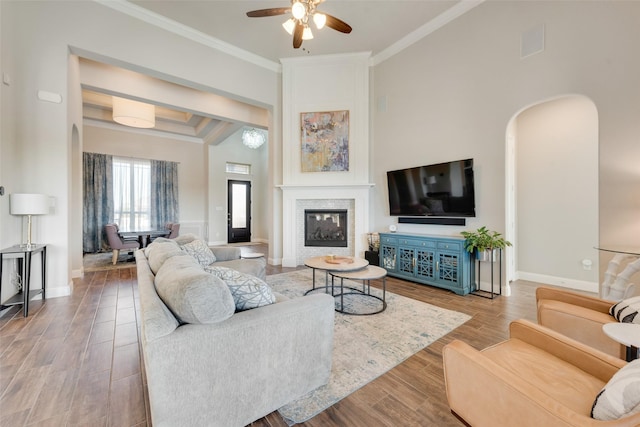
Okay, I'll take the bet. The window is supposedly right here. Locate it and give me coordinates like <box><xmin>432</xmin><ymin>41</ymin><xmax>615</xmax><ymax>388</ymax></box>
<box><xmin>113</xmin><ymin>157</ymin><xmax>151</xmax><ymax>232</ymax></box>
<box><xmin>225</xmin><ymin>162</ymin><xmax>251</xmax><ymax>175</ymax></box>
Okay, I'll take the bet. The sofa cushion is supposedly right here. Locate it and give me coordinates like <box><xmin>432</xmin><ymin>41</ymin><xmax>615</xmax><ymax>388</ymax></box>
<box><xmin>155</xmin><ymin>254</ymin><xmax>235</xmax><ymax>324</ymax></box>
<box><xmin>146</xmin><ymin>239</ymin><xmax>183</xmax><ymax>274</ymax></box>
<box><xmin>181</xmin><ymin>238</ymin><xmax>217</xmax><ymax>266</ymax></box>
<box><xmin>610</xmin><ymin>296</ymin><xmax>640</xmax><ymax>324</ymax></box>
<box><xmin>591</xmin><ymin>358</ymin><xmax>640</xmax><ymax>420</ymax></box>
<box><xmin>204</xmin><ymin>266</ymin><xmax>275</xmax><ymax>312</ymax></box>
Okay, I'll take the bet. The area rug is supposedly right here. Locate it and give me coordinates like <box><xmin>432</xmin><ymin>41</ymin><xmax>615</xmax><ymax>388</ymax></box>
<box><xmin>266</xmin><ymin>269</ymin><xmax>471</xmax><ymax>425</ymax></box>
<box><xmin>83</xmin><ymin>252</ymin><xmax>136</xmax><ymax>271</ymax></box>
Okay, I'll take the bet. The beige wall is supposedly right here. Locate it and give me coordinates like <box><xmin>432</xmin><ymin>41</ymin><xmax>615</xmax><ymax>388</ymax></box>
<box><xmin>372</xmin><ymin>1</ymin><xmax>640</xmax><ymax>289</ymax></box>
<box><xmin>1</xmin><ymin>0</ymin><xmax>279</xmax><ymax>298</ymax></box>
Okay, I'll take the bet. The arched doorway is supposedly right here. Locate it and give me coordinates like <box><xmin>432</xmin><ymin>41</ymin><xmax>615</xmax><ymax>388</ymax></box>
<box><xmin>506</xmin><ymin>95</ymin><xmax>599</xmax><ymax>294</ymax></box>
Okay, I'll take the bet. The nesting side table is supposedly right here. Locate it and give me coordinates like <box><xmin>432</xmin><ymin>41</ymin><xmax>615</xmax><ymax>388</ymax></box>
<box><xmin>0</xmin><ymin>244</ymin><xmax>47</xmax><ymax>317</ymax></box>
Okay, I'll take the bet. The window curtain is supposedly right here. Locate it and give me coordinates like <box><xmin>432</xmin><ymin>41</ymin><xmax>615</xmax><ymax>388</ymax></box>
<box><xmin>150</xmin><ymin>160</ymin><xmax>179</xmax><ymax>229</ymax></box>
<box><xmin>83</xmin><ymin>152</ymin><xmax>113</xmax><ymax>253</ymax></box>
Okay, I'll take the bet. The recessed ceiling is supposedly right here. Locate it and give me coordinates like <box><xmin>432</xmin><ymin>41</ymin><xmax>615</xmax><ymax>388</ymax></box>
<box><xmin>127</xmin><ymin>0</ymin><xmax>467</xmax><ymax>63</ymax></box>
<box><xmin>83</xmin><ymin>1</ymin><xmax>479</xmax><ymax>142</ymax></box>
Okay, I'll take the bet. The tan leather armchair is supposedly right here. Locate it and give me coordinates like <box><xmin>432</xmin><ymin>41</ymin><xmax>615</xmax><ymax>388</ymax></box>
<box><xmin>536</xmin><ymin>286</ymin><xmax>624</xmax><ymax>359</ymax></box>
<box><xmin>443</xmin><ymin>319</ymin><xmax>639</xmax><ymax>427</ymax></box>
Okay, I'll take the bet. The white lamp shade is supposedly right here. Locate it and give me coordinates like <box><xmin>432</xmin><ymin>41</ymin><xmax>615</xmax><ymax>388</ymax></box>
<box><xmin>112</xmin><ymin>96</ymin><xmax>156</xmax><ymax>129</ymax></box>
<box><xmin>10</xmin><ymin>193</ymin><xmax>49</xmax><ymax>215</ymax></box>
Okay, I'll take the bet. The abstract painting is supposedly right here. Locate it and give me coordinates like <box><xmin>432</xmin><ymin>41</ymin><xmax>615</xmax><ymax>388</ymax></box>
<box><xmin>300</xmin><ymin>110</ymin><xmax>349</xmax><ymax>172</ymax></box>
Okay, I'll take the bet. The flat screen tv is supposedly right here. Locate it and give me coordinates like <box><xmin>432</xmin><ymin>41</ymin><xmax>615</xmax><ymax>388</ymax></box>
<box><xmin>386</xmin><ymin>158</ymin><xmax>476</xmax><ymax>217</ymax></box>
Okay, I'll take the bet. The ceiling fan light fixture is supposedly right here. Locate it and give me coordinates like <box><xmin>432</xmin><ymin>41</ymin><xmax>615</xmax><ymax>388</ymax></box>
<box><xmin>302</xmin><ymin>25</ymin><xmax>314</xmax><ymax>40</ymax></box>
<box><xmin>291</xmin><ymin>1</ymin><xmax>306</xmax><ymax>20</ymax></box>
<box><xmin>313</xmin><ymin>12</ymin><xmax>326</xmax><ymax>29</ymax></box>
<box><xmin>112</xmin><ymin>96</ymin><xmax>155</xmax><ymax>129</ymax></box>
<box><xmin>282</xmin><ymin>18</ymin><xmax>296</xmax><ymax>35</ymax></box>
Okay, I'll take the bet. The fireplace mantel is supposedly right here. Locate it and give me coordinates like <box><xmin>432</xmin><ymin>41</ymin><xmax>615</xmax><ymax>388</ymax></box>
<box><xmin>280</xmin><ymin>185</ymin><xmax>372</xmax><ymax>267</ymax></box>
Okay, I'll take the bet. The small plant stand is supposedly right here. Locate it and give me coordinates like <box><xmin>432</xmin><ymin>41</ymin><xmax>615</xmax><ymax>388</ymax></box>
<box><xmin>471</xmin><ymin>248</ymin><xmax>502</xmax><ymax>299</ymax></box>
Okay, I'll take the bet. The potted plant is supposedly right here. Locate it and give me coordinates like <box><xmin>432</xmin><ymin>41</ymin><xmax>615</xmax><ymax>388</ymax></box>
<box><xmin>460</xmin><ymin>226</ymin><xmax>512</xmax><ymax>262</ymax></box>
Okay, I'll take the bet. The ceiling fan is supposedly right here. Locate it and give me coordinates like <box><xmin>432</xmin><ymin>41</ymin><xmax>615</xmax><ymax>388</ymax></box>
<box><xmin>246</xmin><ymin>0</ymin><xmax>352</xmax><ymax>49</ymax></box>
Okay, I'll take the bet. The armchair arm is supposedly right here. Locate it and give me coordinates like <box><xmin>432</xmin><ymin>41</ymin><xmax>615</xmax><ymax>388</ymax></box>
<box><xmin>536</xmin><ymin>286</ymin><xmax>613</xmax><ymax>314</ymax></box>
<box><xmin>509</xmin><ymin>320</ymin><xmax>625</xmax><ymax>382</ymax></box>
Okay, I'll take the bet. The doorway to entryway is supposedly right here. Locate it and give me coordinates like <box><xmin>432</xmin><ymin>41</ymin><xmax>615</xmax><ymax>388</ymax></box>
<box><xmin>227</xmin><ymin>180</ymin><xmax>251</xmax><ymax>243</ymax></box>
<box><xmin>505</xmin><ymin>95</ymin><xmax>598</xmax><ymax>291</ymax></box>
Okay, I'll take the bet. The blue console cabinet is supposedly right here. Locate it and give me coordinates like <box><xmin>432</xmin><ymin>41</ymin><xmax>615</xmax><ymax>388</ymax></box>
<box><xmin>379</xmin><ymin>232</ymin><xmax>473</xmax><ymax>295</ymax></box>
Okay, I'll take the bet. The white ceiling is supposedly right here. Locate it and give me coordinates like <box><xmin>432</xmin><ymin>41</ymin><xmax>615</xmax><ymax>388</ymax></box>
<box><xmin>83</xmin><ymin>0</ymin><xmax>479</xmax><ymax>143</ymax></box>
<box><xmin>128</xmin><ymin>0</ymin><xmax>466</xmax><ymax>63</ymax></box>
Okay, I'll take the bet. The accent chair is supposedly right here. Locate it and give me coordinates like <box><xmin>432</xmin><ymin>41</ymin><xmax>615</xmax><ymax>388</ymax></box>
<box><xmin>166</xmin><ymin>222</ymin><xmax>180</xmax><ymax>239</ymax></box>
<box><xmin>536</xmin><ymin>286</ymin><xmax>625</xmax><ymax>359</ymax></box>
<box><xmin>105</xmin><ymin>223</ymin><xmax>140</xmax><ymax>265</ymax></box>
<box><xmin>443</xmin><ymin>319</ymin><xmax>640</xmax><ymax>426</ymax></box>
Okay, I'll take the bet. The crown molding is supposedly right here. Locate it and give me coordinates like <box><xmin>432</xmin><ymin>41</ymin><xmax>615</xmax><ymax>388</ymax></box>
<box><xmin>371</xmin><ymin>0</ymin><xmax>485</xmax><ymax>66</ymax></box>
<box><xmin>94</xmin><ymin>0</ymin><xmax>281</xmax><ymax>73</ymax></box>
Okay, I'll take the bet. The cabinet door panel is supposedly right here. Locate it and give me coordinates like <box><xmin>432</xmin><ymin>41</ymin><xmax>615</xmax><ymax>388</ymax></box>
<box><xmin>381</xmin><ymin>245</ymin><xmax>397</xmax><ymax>271</ymax></box>
<box><xmin>437</xmin><ymin>252</ymin><xmax>460</xmax><ymax>284</ymax></box>
<box><xmin>416</xmin><ymin>249</ymin><xmax>435</xmax><ymax>280</ymax></box>
<box><xmin>398</xmin><ymin>247</ymin><xmax>415</xmax><ymax>275</ymax></box>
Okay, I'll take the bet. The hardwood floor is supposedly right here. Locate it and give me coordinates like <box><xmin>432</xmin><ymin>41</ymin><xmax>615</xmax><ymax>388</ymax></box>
<box><xmin>0</xmin><ymin>244</ymin><xmax>543</xmax><ymax>426</ymax></box>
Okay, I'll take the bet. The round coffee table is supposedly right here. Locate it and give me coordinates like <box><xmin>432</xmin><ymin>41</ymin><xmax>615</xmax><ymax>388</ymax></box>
<box><xmin>304</xmin><ymin>255</ymin><xmax>369</xmax><ymax>296</ymax></box>
<box><xmin>330</xmin><ymin>265</ymin><xmax>387</xmax><ymax>315</ymax></box>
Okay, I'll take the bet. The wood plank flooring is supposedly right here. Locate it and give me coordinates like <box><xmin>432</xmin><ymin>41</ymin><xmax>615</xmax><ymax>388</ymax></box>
<box><xmin>0</xmin><ymin>244</ymin><xmax>544</xmax><ymax>426</ymax></box>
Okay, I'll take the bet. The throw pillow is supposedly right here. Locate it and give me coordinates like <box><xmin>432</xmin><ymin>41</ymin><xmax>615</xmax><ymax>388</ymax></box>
<box><xmin>181</xmin><ymin>238</ymin><xmax>217</xmax><ymax>266</ymax></box>
<box><xmin>610</xmin><ymin>296</ymin><xmax>640</xmax><ymax>324</ymax></box>
<box><xmin>204</xmin><ymin>266</ymin><xmax>276</xmax><ymax>311</ymax></box>
<box><xmin>591</xmin><ymin>358</ymin><xmax>640</xmax><ymax>420</ymax></box>
<box><xmin>155</xmin><ymin>254</ymin><xmax>235</xmax><ymax>324</ymax></box>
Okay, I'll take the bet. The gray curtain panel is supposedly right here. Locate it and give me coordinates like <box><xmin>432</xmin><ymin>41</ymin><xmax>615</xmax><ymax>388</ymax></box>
<box><xmin>150</xmin><ymin>160</ymin><xmax>179</xmax><ymax>229</ymax></box>
<box><xmin>83</xmin><ymin>152</ymin><xmax>113</xmax><ymax>253</ymax></box>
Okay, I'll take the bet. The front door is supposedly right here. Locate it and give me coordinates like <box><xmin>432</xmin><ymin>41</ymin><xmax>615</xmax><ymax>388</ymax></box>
<box><xmin>227</xmin><ymin>180</ymin><xmax>251</xmax><ymax>243</ymax></box>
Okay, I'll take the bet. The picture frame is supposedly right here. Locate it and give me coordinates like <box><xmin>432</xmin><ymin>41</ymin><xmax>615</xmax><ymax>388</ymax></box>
<box><xmin>300</xmin><ymin>110</ymin><xmax>349</xmax><ymax>172</ymax></box>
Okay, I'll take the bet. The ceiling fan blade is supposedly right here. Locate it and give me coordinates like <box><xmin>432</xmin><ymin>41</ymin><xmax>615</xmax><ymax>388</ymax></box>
<box><xmin>246</xmin><ymin>7</ymin><xmax>291</xmax><ymax>18</ymax></box>
<box><xmin>324</xmin><ymin>13</ymin><xmax>352</xmax><ymax>34</ymax></box>
<box><xmin>293</xmin><ymin>22</ymin><xmax>304</xmax><ymax>48</ymax></box>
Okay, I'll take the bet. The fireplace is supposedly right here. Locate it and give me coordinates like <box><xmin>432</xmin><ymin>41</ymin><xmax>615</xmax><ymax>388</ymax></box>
<box><xmin>304</xmin><ymin>209</ymin><xmax>348</xmax><ymax>247</ymax></box>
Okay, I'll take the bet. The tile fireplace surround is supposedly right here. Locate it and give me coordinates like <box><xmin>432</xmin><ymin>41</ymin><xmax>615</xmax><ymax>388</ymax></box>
<box><xmin>280</xmin><ymin>185</ymin><xmax>371</xmax><ymax>267</ymax></box>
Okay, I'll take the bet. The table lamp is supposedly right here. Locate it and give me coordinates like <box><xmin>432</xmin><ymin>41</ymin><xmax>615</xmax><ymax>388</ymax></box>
<box><xmin>10</xmin><ymin>193</ymin><xmax>49</xmax><ymax>249</ymax></box>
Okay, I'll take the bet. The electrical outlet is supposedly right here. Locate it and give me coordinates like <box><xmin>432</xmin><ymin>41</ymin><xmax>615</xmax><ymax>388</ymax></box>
<box><xmin>11</xmin><ymin>272</ymin><xmax>22</xmax><ymax>292</ymax></box>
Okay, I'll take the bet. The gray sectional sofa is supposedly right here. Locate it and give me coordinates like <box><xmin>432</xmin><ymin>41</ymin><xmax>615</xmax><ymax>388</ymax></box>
<box><xmin>136</xmin><ymin>236</ymin><xmax>335</xmax><ymax>427</ymax></box>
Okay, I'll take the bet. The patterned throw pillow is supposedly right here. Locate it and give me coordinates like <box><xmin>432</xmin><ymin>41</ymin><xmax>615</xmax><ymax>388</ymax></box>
<box><xmin>181</xmin><ymin>238</ymin><xmax>217</xmax><ymax>266</ymax></box>
<box><xmin>610</xmin><ymin>296</ymin><xmax>640</xmax><ymax>324</ymax></box>
<box><xmin>204</xmin><ymin>266</ymin><xmax>276</xmax><ymax>312</ymax></box>
<box><xmin>591</xmin><ymin>358</ymin><xmax>640</xmax><ymax>420</ymax></box>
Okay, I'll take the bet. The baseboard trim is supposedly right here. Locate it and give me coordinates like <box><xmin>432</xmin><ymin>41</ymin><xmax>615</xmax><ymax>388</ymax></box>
<box><xmin>517</xmin><ymin>271</ymin><xmax>598</xmax><ymax>294</ymax></box>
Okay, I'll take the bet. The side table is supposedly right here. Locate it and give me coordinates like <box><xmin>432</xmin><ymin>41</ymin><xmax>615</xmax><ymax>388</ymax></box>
<box><xmin>330</xmin><ymin>265</ymin><xmax>387</xmax><ymax>315</ymax></box>
<box><xmin>241</xmin><ymin>252</ymin><xmax>264</xmax><ymax>259</ymax></box>
<box><xmin>0</xmin><ymin>244</ymin><xmax>47</xmax><ymax>317</ymax></box>
<box><xmin>304</xmin><ymin>256</ymin><xmax>369</xmax><ymax>295</ymax></box>
<box><xmin>602</xmin><ymin>322</ymin><xmax>640</xmax><ymax>361</ymax></box>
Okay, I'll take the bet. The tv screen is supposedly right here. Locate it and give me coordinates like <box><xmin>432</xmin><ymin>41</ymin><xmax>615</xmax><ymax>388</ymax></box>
<box><xmin>386</xmin><ymin>159</ymin><xmax>476</xmax><ymax>217</ymax></box>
